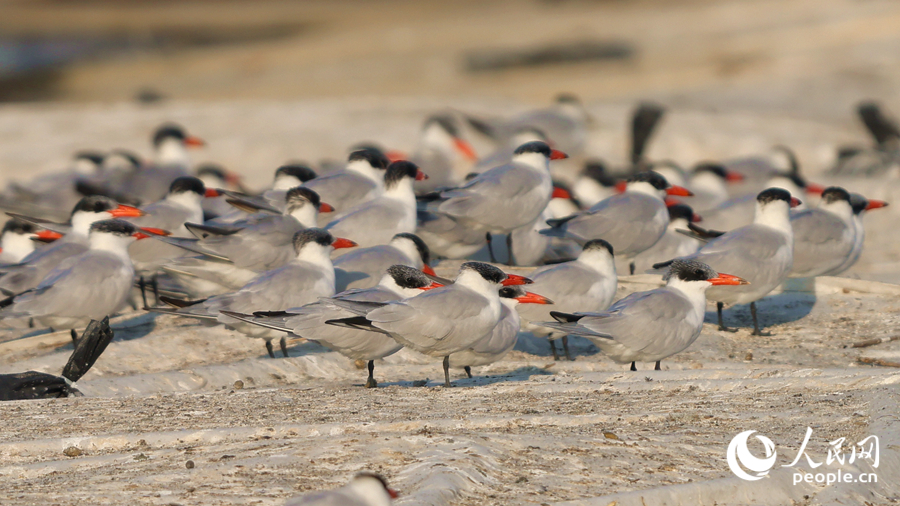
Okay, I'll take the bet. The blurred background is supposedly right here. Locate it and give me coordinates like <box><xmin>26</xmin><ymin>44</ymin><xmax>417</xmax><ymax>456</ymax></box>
<box><xmin>3</xmin><ymin>0</ymin><xmax>900</xmax><ymax>119</ymax></box>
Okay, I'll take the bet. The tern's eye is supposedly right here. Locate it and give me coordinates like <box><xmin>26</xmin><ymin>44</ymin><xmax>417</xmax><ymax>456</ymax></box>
<box><xmin>694</xmin><ymin>269</ymin><xmax>704</xmax><ymax>276</ymax></box>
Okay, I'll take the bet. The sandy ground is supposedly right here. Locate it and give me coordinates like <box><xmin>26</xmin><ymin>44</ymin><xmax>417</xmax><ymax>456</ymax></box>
<box><xmin>1</xmin><ymin>98</ymin><xmax>900</xmax><ymax>505</ymax></box>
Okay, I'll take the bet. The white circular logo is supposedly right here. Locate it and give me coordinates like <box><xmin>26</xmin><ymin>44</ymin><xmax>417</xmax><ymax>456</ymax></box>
<box><xmin>727</xmin><ymin>430</ymin><xmax>777</xmax><ymax>481</ymax></box>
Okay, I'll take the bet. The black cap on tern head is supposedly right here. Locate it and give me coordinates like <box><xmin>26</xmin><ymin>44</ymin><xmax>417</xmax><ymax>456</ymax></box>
<box><xmin>152</xmin><ymin>123</ymin><xmax>187</xmax><ymax>147</ymax></box>
<box><xmin>582</xmin><ymin>238</ymin><xmax>614</xmax><ymax>256</ymax></box>
<box><xmin>386</xmin><ymin>264</ymin><xmax>432</xmax><ymax>290</ymax></box>
<box><xmin>384</xmin><ymin>161</ymin><xmax>421</xmax><ymax>188</ymax></box>
<box><xmin>514</xmin><ymin>141</ymin><xmax>553</xmax><ymax>157</ymax></box>
<box><xmin>460</xmin><ymin>261</ymin><xmax>507</xmax><ymax>284</ymax></box>
<box><xmin>499</xmin><ymin>285</ymin><xmax>527</xmax><ymax>299</ymax></box>
<box><xmin>73</xmin><ymin>151</ymin><xmax>105</xmax><ymax>166</ymax></box>
<box><xmin>667</xmin><ymin>203</ymin><xmax>695</xmax><ymax>223</ymax></box>
<box><xmin>291</xmin><ymin>228</ymin><xmax>333</xmax><ymax>253</ymax></box>
<box><xmin>275</xmin><ymin>164</ymin><xmax>317</xmax><ymax>183</ymax></box>
<box><xmin>195</xmin><ymin>164</ymin><xmax>228</xmax><ymax>181</ymax></box>
<box><xmin>582</xmin><ymin>160</ymin><xmax>617</xmax><ymax>186</ymax></box>
<box><xmin>285</xmin><ymin>187</ymin><xmax>321</xmax><ymax>211</ymax></box>
<box><xmin>2</xmin><ymin>218</ymin><xmax>37</xmax><ymax>235</ymax></box>
<box><xmin>89</xmin><ymin>219</ymin><xmax>138</xmax><ymax>237</ymax></box>
<box><xmin>820</xmin><ymin>186</ymin><xmax>851</xmax><ymax>204</ymax></box>
<box><xmin>692</xmin><ymin>163</ymin><xmax>728</xmax><ymax>179</ymax></box>
<box><xmin>392</xmin><ymin>232</ymin><xmax>431</xmax><ymax>265</ymax></box>
<box><xmin>424</xmin><ymin>114</ymin><xmax>460</xmax><ymax>137</ymax></box>
<box><xmin>348</xmin><ymin>148</ymin><xmax>390</xmax><ymax>170</ymax></box>
<box><xmin>756</xmin><ymin>187</ymin><xmax>794</xmax><ymax>205</ymax></box>
<box><xmin>628</xmin><ymin>171</ymin><xmax>670</xmax><ymax>190</ymax></box>
<box><xmin>168</xmin><ymin>176</ymin><xmax>206</xmax><ymax>196</ymax></box>
<box><xmin>662</xmin><ymin>259</ymin><xmax>718</xmax><ymax>283</ymax></box>
<box><xmin>71</xmin><ymin>195</ymin><xmax>118</xmax><ymax>216</ymax></box>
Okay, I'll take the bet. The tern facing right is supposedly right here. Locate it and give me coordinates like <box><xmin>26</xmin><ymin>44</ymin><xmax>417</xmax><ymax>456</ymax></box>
<box><xmin>657</xmin><ymin>188</ymin><xmax>799</xmax><ymax>335</ymax></box>
<box><xmin>541</xmin><ymin>259</ymin><xmax>747</xmax><ymax>371</ymax></box>
<box><xmin>284</xmin><ymin>472</ymin><xmax>398</xmax><ymax>506</ymax></box>
<box><xmin>324</xmin><ymin>261</ymin><xmax>531</xmax><ymax>387</ymax></box>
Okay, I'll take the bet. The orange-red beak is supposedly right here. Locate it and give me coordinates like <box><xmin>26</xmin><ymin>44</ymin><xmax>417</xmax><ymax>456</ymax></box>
<box><xmin>615</xmin><ymin>181</ymin><xmax>628</xmax><ymax>193</ymax></box>
<box><xmin>319</xmin><ymin>203</ymin><xmax>335</xmax><ymax>213</ymax></box>
<box><xmin>454</xmin><ymin>138</ymin><xmax>478</xmax><ymax>161</ymax></box>
<box><xmin>109</xmin><ymin>204</ymin><xmax>144</xmax><ymax>218</ymax></box>
<box><xmin>501</xmin><ymin>273</ymin><xmax>533</xmax><ymax>286</ymax></box>
<box><xmin>415</xmin><ymin>169</ymin><xmax>429</xmax><ymax>181</ymax></box>
<box><xmin>515</xmin><ymin>291</ymin><xmax>554</xmax><ymax>304</ymax></box>
<box><xmin>866</xmin><ymin>200</ymin><xmax>888</xmax><ymax>211</ymax></box>
<box><xmin>204</xmin><ymin>188</ymin><xmax>220</xmax><ymax>198</ymax></box>
<box><xmin>790</xmin><ymin>197</ymin><xmax>802</xmax><ymax>208</ymax></box>
<box><xmin>420</xmin><ymin>281</ymin><xmax>443</xmax><ymax>290</ymax></box>
<box><xmin>805</xmin><ymin>183</ymin><xmax>825</xmax><ymax>195</ymax></box>
<box><xmin>550</xmin><ymin>149</ymin><xmax>568</xmax><ymax>160</ymax></box>
<box><xmin>725</xmin><ymin>171</ymin><xmax>745</xmax><ymax>182</ymax></box>
<box><xmin>332</xmin><ymin>237</ymin><xmax>357</xmax><ymax>249</ymax></box>
<box><xmin>134</xmin><ymin>227</ymin><xmax>171</xmax><ymax>240</ymax></box>
<box><xmin>551</xmin><ymin>186</ymin><xmax>571</xmax><ymax>200</ymax></box>
<box><xmin>666</xmin><ymin>185</ymin><xmax>693</xmax><ymax>197</ymax></box>
<box><xmin>708</xmin><ymin>272</ymin><xmax>749</xmax><ymax>286</ymax></box>
<box><xmin>387</xmin><ymin>489</ymin><xmax>400</xmax><ymax>499</ymax></box>
<box><xmin>385</xmin><ymin>150</ymin><xmax>407</xmax><ymax>163</ymax></box>
<box><xmin>35</xmin><ymin>230</ymin><xmax>64</xmax><ymax>241</ymax></box>
<box><xmin>184</xmin><ymin>136</ymin><xmax>205</xmax><ymax>148</ymax></box>
<box><xmin>692</xmin><ymin>213</ymin><xmax>703</xmax><ymax>223</ymax></box>
<box><xmin>422</xmin><ymin>264</ymin><xmax>437</xmax><ymax>276</ymax></box>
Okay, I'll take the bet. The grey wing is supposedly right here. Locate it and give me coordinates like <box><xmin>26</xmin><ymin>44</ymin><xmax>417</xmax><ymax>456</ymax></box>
<box><xmin>687</xmin><ymin>225</ymin><xmax>787</xmax><ymax>271</ymax></box>
<box><xmin>325</xmin><ymin>200</ymin><xmax>407</xmax><ymax>246</ymax></box>
<box><xmin>368</xmin><ymin>286</ymin><xmax>492</xmax><ymax>353</ymax></box>
<box><xmin>303</xmin><ymin>173</ymin><xmax>377</xmax><ymax>213</ymax></box>
<box><xmin>210</xmin><ymin>263</ymin><xmax>334</xmax><ymax>320</ymax></box>
<box><xmin>333</xmin><ymin>246</ymin><xmax>411</xmax><ymax>291</ymax></box>
<box><xmin>8</xmin><ymin>253</ymin><xmax>132</xmax><ymax>319</ymax></box>
<box><xmin>563</xmin><ymin>194</ymin><xmax>666</xmax><ymax>249</ymax></box>
<box><xmin>438</xmin><ymin>164</ymin><xmax>545</xmax><ymax>224</ymax></box>
<box><xmin>203</xmin><ymin>216</ymin><xmax>301</xmax><ymax>270</ymax></box>
<box><xmin>791</xmin><ymin>211</ymin><xmax>852</xmax><ymax>274</ymax></box>
<box><xmin>129</xmin><ymin>201</ymin><xmax>192</xmax><ymax>231</ymax></box>
<box><xmin>579</xmin><ymin>289</ymin><xmax>696</xmax><ymax>355</ymax></box>
<box><xmin>0</xmin><ymin>239</ymin><xmax>88</xmax><ymax>294</ymax></box>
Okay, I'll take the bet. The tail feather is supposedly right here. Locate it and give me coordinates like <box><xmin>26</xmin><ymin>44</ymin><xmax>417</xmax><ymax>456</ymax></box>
<box><xmin>61</xmin><ymin>317</ymin><xmax>114</xmax><ymax>382</ymax></box>
<box><xmin>219</xmin><ymin>310</ymin><xmax>292</xmax><ymax>333</ymax></box>
<box><xmin>324</xmin><ymin>316</ymin><xmax>390</xmax><ymax>334</ymax></box>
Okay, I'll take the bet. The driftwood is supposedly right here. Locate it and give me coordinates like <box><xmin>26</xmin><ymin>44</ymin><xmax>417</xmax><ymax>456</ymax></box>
<box><xmin>851</xmin><ymin>335</ymin><xmax>900</xmax><ymax>348</ymax></box>
<box><xmin>858</xmin><ymin>357</ymin><xmax>900</xmax><ymax>368</ymax></box>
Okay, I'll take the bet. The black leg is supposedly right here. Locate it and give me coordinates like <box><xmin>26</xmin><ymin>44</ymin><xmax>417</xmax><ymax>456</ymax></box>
<box><xmin>464</xmin><ymin>365</ymin><xmax>472</xmax><ymax>378</ymax></box>
<box><xmin>443</xmin><ymin>355</ymin><xmax>451</xmax><ymax>387</ymax></box>
<box><xmin>717</xmin><ymin>302</ymin><xmax>737</xmax><ymax>332</ymax></box>
<box><xmin>70</xmin><ymin>328</ymin><xmax>78</xmax><ymax>343</ymax></box>
<box><xmin>562</xmin><ymin>335</ymin><xmax>572</xmax><ymax>361</ymax></box>
<box><xmin>365</xmin><ymin>360</ymin><xmax>377</xmax><ymax>388</ymax></box>
<box><xmin>655</xmin><ymin>361</ymin><xmax>661</xmax><ymax>371</ymax></box>
<box><xmin>28</xmin><ymin>317</ymin><xmax>34</xmax><ymax>328</ymax></box>
<box><xmin>151</xmin><ymin>274</ymin><xmax>160</xmax><ymax>306</ymax></box>
<box><xmin>630</xmin><ymin>361</ymin><xmax>637</xmax><ymax>371</ymax></box>
<box><xmin>550</xmin><ymin>338</ymin><xmax>560</xmax><ymax>361</ymax></box>
<box><xmin>485</xmin><ymin>232</ymin><xmax>496</xmax><ymax>263</ymax></box>
<box><xmin>139</xmin><ymin>276</ymin><xmax>149</xmax><ymax>308</ymax></box>
<box><xmin>280</xmin><ymin>336</ymin><xmax>289</xmax><ymax>358</ymax></box>
<box><xmin>629</xmin><ymin>261</ymin><xmax>636</xmax><ymax>275</ymax></box>
<box><xmin>265</xmin><ymin>340</ymin><xmax>276</xmax><ymax>359</ymax></box>
<box><xmin>750</xmin><ymin>302</ymin><xmax>772</xmax><ymax>336</ymax></box>
<box><xmin>506</xmin><ymin>234</ymin><xmax>514</xmax><ymax>267</ymax></box>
